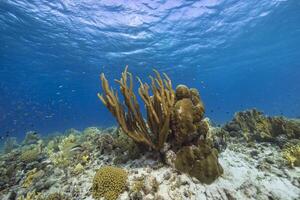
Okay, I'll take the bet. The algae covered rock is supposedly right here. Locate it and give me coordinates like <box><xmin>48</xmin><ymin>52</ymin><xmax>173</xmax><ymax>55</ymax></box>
<box><xmin>20</xmin><ymin>147</ymin><xmax>40</xmax><ymax>163</ymax></box>
<box><xmin>282</xmin><ymin>142</ymin><xmax>300</xmax><ymax>167</ymax></box>
<box><xmin>224</xmin><ymin>109</ymin><xmax>300</xmax><ymax>142</ymax></box>
<box><xmin>45</xmin><ymin>193</ymin><xmax>70</xmax><ymax>200</ymax></box>
<box><xmin>113</xmin><ymin>131</ymin><xmax>141</xmax><ymax>164</ymax></box>
<box><xmin>174</xmin><ymin>142</ymin><xmax>223</xmax><ymax>184</ymax></box>
<box><xmin>92</xmin><ymin>166</ymin><xmax>128</xmax><ymax>200</ymax></box>
<box><xmin>22</xmin><ymin>168</ymin><xmax>44</xmax><ymax>188</ymax></box>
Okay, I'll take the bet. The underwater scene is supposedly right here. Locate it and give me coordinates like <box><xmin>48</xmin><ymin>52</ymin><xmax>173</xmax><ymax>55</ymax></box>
<box><xmin>0</xmin><ymin>0</ymin><xmax>300</xmax><ymax>199</ymax></box>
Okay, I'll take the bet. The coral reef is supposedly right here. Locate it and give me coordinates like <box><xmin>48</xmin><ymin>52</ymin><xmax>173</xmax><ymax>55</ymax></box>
<box><xmin>0</xmin><ymin>123</ymin><xmax>299</xmax><ymax>200</ymax></box>
<box><xmin>224</xmin><ymin>109</ymin><xmax>300</xmax><ymax>142</ymax></box>
<box><xmin>92</xmin><ymin>166</ymin><xmax>128</xmax><ymax>200</ymax></box>
<box><xmin>98</xmin><ymin>67</ymin><xmax>222</xmax><ymax>183</ymax></box>
<box><xmin>1</xmin><ymin>70</ymin><xmax>299</xmax><ymax>199</ymax></box>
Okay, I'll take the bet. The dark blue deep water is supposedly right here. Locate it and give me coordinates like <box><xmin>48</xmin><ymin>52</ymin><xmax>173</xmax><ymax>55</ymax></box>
<box><xmin>0</xmin><ymin>0</ymin><xmax>300</xmax><ymax>140</ymax></box>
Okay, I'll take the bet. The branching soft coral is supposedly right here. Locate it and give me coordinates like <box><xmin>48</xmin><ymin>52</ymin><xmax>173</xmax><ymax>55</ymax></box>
<box><xmin>98</xmin><ymin>66</ymin><xmax>175</xmax><ymax>151</ymax></box>
<box><xmin>282</xmin><ymin>143</ymin><xmax>300</xmax><ymax>167</ymax></box>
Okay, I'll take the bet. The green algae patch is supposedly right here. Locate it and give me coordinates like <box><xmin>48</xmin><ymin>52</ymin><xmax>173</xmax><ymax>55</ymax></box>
<box><xmin>92</xmin><ymin>166</ymin><xmax>128</xmax><ymax>200</ymax></box>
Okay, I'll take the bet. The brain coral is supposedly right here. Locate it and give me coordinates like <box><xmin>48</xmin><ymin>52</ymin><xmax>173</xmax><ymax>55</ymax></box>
<box><xmin>92</xmin><ymin>166</ymin><xmax>127</xmax><ymax>200</ymax></box>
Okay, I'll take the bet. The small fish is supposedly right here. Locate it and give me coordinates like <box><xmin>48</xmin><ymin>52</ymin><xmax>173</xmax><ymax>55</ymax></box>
<box><xmin>70</xmin><ymin>145</ymin><xmax>83</xmax><ymax>153</ymax></box>
<box><xmin>5</xmin><ymin>131</ymin><xmax>10</xmax><ymax>137</ymax></box>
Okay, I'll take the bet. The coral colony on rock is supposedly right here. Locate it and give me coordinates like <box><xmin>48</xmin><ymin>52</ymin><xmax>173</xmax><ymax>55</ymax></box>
<box><xmin>0</xmin><ymin>68</ymin><xmax>299</xmax><ymax>200</ymax></box>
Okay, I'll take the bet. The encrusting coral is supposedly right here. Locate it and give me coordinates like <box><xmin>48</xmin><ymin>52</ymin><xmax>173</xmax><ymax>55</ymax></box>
<box><xmin>92</xmin><ymin>166</ymin><xmax>128</xmax><ymax>200</ymax></box>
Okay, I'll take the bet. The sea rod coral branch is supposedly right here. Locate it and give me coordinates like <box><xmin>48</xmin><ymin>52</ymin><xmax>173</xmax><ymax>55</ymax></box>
<box><xmin>98</xmin><ymin>66</ymin><xmax>175</xmax><ymax>151</ymax></box>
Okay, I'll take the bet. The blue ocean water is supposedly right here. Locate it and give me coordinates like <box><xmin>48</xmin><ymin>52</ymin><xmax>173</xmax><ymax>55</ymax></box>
<box><xmin>0</xmin><ymin>0</ymin><xmax>300</xmax><ymax>140</ymax></box>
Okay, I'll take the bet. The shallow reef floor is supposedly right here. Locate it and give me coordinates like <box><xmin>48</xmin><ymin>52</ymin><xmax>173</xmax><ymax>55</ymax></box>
<box><xmin>0</xmin><ymin>115</ymin><xmax>299</xmax><ymax>200</ymax></box>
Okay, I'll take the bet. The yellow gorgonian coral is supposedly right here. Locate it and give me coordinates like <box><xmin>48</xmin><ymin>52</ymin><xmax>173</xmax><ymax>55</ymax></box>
<box><xmin>92</xmin><ymin>166</ymin><xmax>127</xmax><ymax>200</ymax></box>
<box><xmin>282</xmin><ymin>143</ymin><xmax>300</xmax><ymax>167</ymax></box>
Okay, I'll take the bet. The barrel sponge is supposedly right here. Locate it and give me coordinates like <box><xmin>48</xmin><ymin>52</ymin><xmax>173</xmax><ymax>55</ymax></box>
<box><xmin>92</xmin><ymin>166</ymin><xmax>128</xmax><ymax>200</ymax></box>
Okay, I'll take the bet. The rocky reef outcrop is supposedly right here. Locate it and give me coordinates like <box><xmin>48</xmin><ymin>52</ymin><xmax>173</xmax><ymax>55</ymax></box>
<box><xmin>223</xmin><ymin>109</ymin><xmax>300</xmax><ymax>168</ymax></box>
<box><xmin>224</xmin><ymin>109</ymin><xmax>300</xmax><ymax>143</ymax></box>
